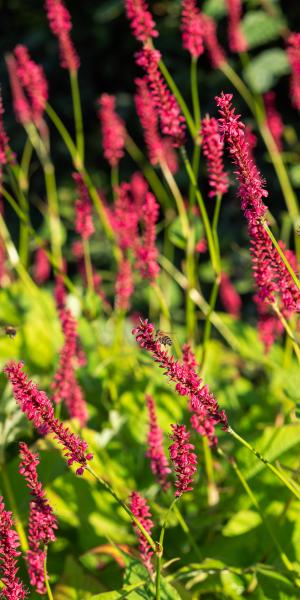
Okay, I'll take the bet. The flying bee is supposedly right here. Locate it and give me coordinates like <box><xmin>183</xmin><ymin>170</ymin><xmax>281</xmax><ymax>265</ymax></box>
<box><xmin>155</xmin><ymin>329</ymin><xmax>173</xmax><ymax>347</ymax></box>
<box><xmin>4</xmin><ymin>325</ymin><xmax>17</xmax><ymax>339</ymax></box>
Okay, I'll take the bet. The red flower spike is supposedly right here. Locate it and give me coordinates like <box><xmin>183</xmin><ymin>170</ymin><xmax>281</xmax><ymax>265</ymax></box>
<box><xmin>263</xmin><ymin>91</ymin><xmax>284</xmax><ymax>151</ymax></box>
<box><xmin>124</xmin><ymin>0</ymin><xmax>158</xmax><ymax>43</ymax></box>
<box><xmin>201</xmin><ymin>115</ymin><xmax>229</xmax><ymax>198</ymax></box>
<box><xmin>226</xmin><ymin>0</ymin><xmax>247</xmax><ymax>53</ymax></box>
<box><xmin>169</xmin><ymin>424</ymin><xmax>197</xmax><ymax>497</ymax></box>
<box><xmin>219</xmin><ymin>273</ymin><xmax>241</xmax><ymax>318</ymax></box>
<box><xmin>146</xmin><ymin>395</ymin><xmax>171</xmax><ymax>491</ymax></box>
<box><xmin>115</xmin><ymin>257</ymin><xmax>134</xmax><ymax>312</ymax></box>
<box><xmin>98</xmin><ymin>94</ymin><xmax>126</xmax><ymax>168</ymax></box>
<box><xmin>129</xmin><ymin>492</ymin><xmax>154</xmax><ymax>575</ymax></box>
<box><xmin>201</xmin><ymin>15</ymin><xmax>226</xmax><ymax>68</ymax></box>
<box><xmin>0</xmin><ymin>496</ymin><xmax>27</xmax><ymax>599</ymax></box>
<box><xmin>181</xmin><ymin>0</ymin><xmax>204</xmax><ymax>59</ymax></box>
<box><xmin>45</xmin><ymin>0</ymin><xmax>80</xmax><ymax>71</ymax></box>
<box><xmin>73</xmin><ymin>173</ymin><xmax>95</xmax><ymax>240</ymax></box>
<box><xmin>287</xmin><ymin>33</ymin><xmax>300</xmax><ymax>111</ymax></box>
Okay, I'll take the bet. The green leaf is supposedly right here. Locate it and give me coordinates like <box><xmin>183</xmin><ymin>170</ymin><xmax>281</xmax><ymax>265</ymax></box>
<box><xmin>256</xmin><ymin>565</ymin><xmax>299</xmax><ymax>599</ymax></box>
<box><xmin>222</xmin><ymin>510</ymin><xmax>262</xmax><ymax>537</ymax></box>
<box><xmin>54</xmin><ymin>556</ymin><xmax>104</xmax><ymax>599</ymax></box>
<box><xmin>243</xmin><ymin>49</ymin><xmax>290</xmax><ymax>93</ymax></box>
<box><xmin>168</xmin><ymin>217</ymin><xmax>187</xmax><ymax>250</ymax></box>
<box><xmin>90</xmin><ymin>581</ymin><xmax>147</xmax><ymax>599</ymax></box>
<box><xmin>242</xmin><ymin>11</ymin><xmax>285</xmax><ymax>49</ymax></box>
<box><xmin>203</xmin><ymin>0</ymin><xmax>226</xmax><ymax>18</ymax></box>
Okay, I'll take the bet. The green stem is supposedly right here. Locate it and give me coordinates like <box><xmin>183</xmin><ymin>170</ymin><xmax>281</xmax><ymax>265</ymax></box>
<box><xmin>180</xmin><ymin>147</ymin><xmax>220</xmax><ymax>274</ymax></box>
<box><xmin>202</xmin><ymin>436</ymin><xmax>219</xmax><ymax>506</ymax></box>
<box><xmin>44</xmin><ymin>159</ymin><xmax>63</xmax><ymax>269</ymax></box>
<box><xmin>200</xmin><ymin>277</ymin><xmax>220</xmax><ymax>370</ymax></box>
<box><xmin>1</xmin><ymin>465</ymin><xmax>29</xmax><ymax>552</ymax></box>
<box><xmin>83</xmin><ymin>238</ymin><xmax>94</xmax><ymax>295</ymax></box>
<box><xmin>212</xmin><ymin>194</ymin><xmax>222</xmax><ymax>257</ymax></box>
<box><xmin>160</xmin><ymin>159</ymin><xmax>189</xmax><ymax>238</ymax></box>
<box><xmin>172</xmin><ymin>503</ymin><xmax>202</xmax><ymax>560</ymax></box>
<box><xmin>220</xmin><ymin>62</ymin><xmax>255</xmax><ymax>112</ymax></box>
<box><xmin>44</xmin><ymin>549</ymin><xmax>54</xmax><ymax>600</ymax></box>
<box><xmin>263</xmin><ymin>221</ymin><xmax>300</xmax><ymax>292</ymax></box>
<box><xmin>191</xmin><ymin>57</ymin><xmax>201</xmax><ymax>128</ymax></box>
<box><xmin>20</xmin><ymin>137</ymin><xmax>33</xmax><ymax>189</ymax></box>
<box><xmin>0</xmin><ymin>213</ymin><xmax>38</xmax><ymax>295</ymax></box>
<box><xmin>69</xmin><ymin>69</ymin><xmax>85</xmax><ymax>163</ymax></box>
<box><xmin>158</xmin><ymin>59</ymin><xmax>197</xmax><ymax>139</ymax></box>
<box><xmin>228</xmin><ymin>427</ymin><xmax>300</xmax><ymax>501</ymax></box>
<box><xmin>155</xmin><ymin>498</ymin><xmax>177</xmax><ymax>600</ymax></box>
<box><xmin>7</xmin><ymin>164</ymin><xmax>30</xmax><ymax>268</ymax></box>
<box><xmin>86</xmin><ymin>465</ymin><xmax>157</xmax><ymax>553</ymax></box>
<box><xmin>272</xmin><ymin>304</ymin><xmax>300</xmax><ymax>364</ymax></box>
<box><xmin>221</xmin><ymin>450</ymin><xmax>295</xmax><ymax>574</ymax></box>
<box><xmin>111</xmin><ymin>165</ymin><xmax>119</xmax><ymax>197</ymax></box>
<box><xmin>186</xmin><ymin>228</ymin><xmax>196</xmax><ymax>341</ymax></box>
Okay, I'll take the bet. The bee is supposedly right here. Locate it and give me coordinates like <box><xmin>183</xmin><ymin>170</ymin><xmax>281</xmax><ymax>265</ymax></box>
<box><xmin>155</xmin><ymin>329</ymin><xmax>173</xmax><ymax>347</ymax></box>
<box><xmin>4</xmin><ymin>325</ymin><xmax>17</xmax><ymax>339</ymax></box>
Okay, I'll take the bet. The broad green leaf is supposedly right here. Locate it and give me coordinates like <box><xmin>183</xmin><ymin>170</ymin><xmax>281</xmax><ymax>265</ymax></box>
<box><xmin>256</xmin><ymin>565</ymin><xmax>299</xmax><ymax>599</ymax></box>
<box><xmin>222</xmin><ymin>510</ymin><xmax>262</xmax><ymax>537</ymax></box>
<box><xmin>242</xmin><ymin>11</ymin><xmax>285</xmax><ymax>49</ymax></box>
<box><xmin>244</xmin><ymin>49</ymin><xmax>290</xmax><ymax>93</ymax></box>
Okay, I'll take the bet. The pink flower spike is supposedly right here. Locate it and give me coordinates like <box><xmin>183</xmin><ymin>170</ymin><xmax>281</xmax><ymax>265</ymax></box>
<box><xmin>6</xmin><ymin>54</ymin><xmax>32</xmax><ymax>125</ymax></box>
<box><xmin>169</xmin><ymin>424</ymin><xmax>197</xmax><ymax>497</ymax></box>
<box><xmin>146</xmin><ymin>395</ymin><xmax>171</xmax><ymax>490</ymax></box>
<box><xmin>201</xmin><ymin>115</ymin><xmax>229</xmax><ymax>198</ymax></box>
<box><xmin>135</xmin><ymin>192</ymin><xmax>160</xmax><ymax>281</ymax></box>
<box><xmin>0</xmin><ymin>94</ymin><xmax>10</xmax><ymax>169</ymax></box>
<box><xmin>129</xmin><ymin>492</ymin><xmax>154</xmax><ymax>575</ymax></box>
<box><xmin>201</xmin><ymin>15</ymin><xmax>226</xmax><ymax>68</ymax></box>
<box><xmin>73</xmin><ymin>173</ymin><xmax>95</xmax><ymax>240</ymax></box>
<box><xmin>263</xmin><ymin>91</ymin><xmax>284</xmax><ymax>151</ymax></box>
<box><xmin>125</xmin><ymin>0</ymin><xmax>158</xmax><ymax>43</ymax></box>
<box><xmin>45</xmin><ymin>0</ymin><xmax>80</xmax><ymax>71</ymax></box>
<box><xmin>4</xmin><ymin>361</ymin><xmax>92</xmax><ymax>474</ymax></box>
<box><xmin>0</xmin><ymin>496</ymin><xmax>27</xmax><ymax>599</ymax></box>
<box><xmin>13</xmin><ymin>45</ymin><xmax>48</xmax><ymax>126</ymax></box>
<box><xmin>98</xmin><ymin>94</ymin><xmax>126</xmax><ymax>168</ymax></box>
<box><xmin>33</xmin><ymin>247</ymin><xmax>51</xmax><ymax>285</ymax></box>
<box><xmin>181</xmin><ymin>0</ymin><xmax>204</xmax><ymax>59</ymax></box>
<box><xmin>226</xmin><ymin>0</ymin><xmax>247</xmax><ymax>54</ymax></box>
<box><xmin>287</xmin><ymin>33</ymin><xmax>300</xmax><ymax>111</ymax></box>
<box><xmin>136</xmin><ymin>48</ymin><xmax>186</xmax><ymax>147</ymax></box>
<box><xmin>132</xmin><ymin>319</ymin><xmax>228</xmax><ymax>431</ymax></box>
<box><xmin>219</xmin><ymin>273</ymin><xmax>241</xmax><ymax>318</ymax></box>
<box><xmin>216</xmin><ymin>92</ymin><xmax>268</xmax><ymax>225</ymax></box>
<box><xmin>19</xmin><ymin>443</ymin><xmax>57</xmax><ymax>595</ymax></box>
<box><xmin>115</xmin><ymin>257</ymin><xmax>134</xmax><ymax>312</ymax></box>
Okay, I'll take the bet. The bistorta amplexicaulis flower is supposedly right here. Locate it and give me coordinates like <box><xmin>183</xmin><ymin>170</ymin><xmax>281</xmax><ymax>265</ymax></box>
<box><xmin>98</xmin><ymin>94</ymin><xmax>126</xmax><ymax>168</ymax></box>
<box><xmin>181</xmin><ymin>0</ymin><xmax>204</xmax><ymax>59</ymax></box>
<box><xmin>0</xmin><ymin>496</ymin><xmax>27</xmax><ymax>599</ymax></box>
<box><xmin>129</xmin><ymin>491</ymin><xmax>154</xmax><ymax>575</ymax></box>
<box><xmin>45</xmin><ymin>0</ymin><xmax>80</xmax><ymax>71</ymax></box>
<box><xmin>169</xmin><ymin>424</ymin><xmax>197</xmax><ymax>497</ymax></box>
<box><xmin>201</xmin><ymin>115</ymin><xmax>229</xmax><ymax>198</ymax></box>
<box><xmin>124</xmin><ymin>0</ymin><xmax>158</xmax><ymax>43</ymax></box>
<box><xmin>146</xmin><ymin>395</ymin><xmax>171</xmax><ymax>491</ymax></box>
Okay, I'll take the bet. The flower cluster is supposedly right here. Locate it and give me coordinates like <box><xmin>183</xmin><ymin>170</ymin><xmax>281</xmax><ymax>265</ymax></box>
<box><xmin>226</xmin><ymin>0</ymin><xmax>247</xmax><ymax>54</ymax></box>
<box><xmin>124</xmin><ymin>0</ymin><xmax>158</xmax><ymax>43</ymax></box>
<box><xmin>33</xmin><ymin>247</ymin><xmax>51</xmax><ymax>285</ymax></box>
<box><xmin>201</xmin><ymin>115</ymin><xmax>229</xmax><ymax>198</ymax></box>
<box><xmin>52</xmin><ymin>308</ymin><xmax>88</xmax><ymax>427</ymax></box>
<box><xmin>201</xmin><ymin>15</ymin><xmax>226</xmax><ymax>68</ymax></box>
<box><xmin>263</xmin><ymin>91</ymin><xmax>284</xmax><ymax>151</ymax></box>
<box><xmin>19</xmin><ymin>443</ymin><xmax>57</xmax><ymax>595</ymax></box>
<box><xmin>115</xmin><ymin>257</ymin><xmax>134</xmax><ymax>312</ymax></box>
<box><xmin>4</xmin><ymin>361</ymin><xmax>92</xmax><ymax>475</ymax></box>
<box><xmin>129</xmin><ymin>492</ymin><xmax>154</xmax><ymax>575</ymax></box>
<box><xmin>146</xmin><ymin>395</ymin><xmax>171</xmax><ymax>490</ymax></box>
<box><xmin>73</xmin><ymin>173</ymin><xmax>95</xmax><ymax>240</ymax></box>
<box><xmin>136</xmin><ymin>48</ymin><xmax>186</xmax><ymax>147</ymax></box>
<box><xmin>0</xmin><ymin>497</ymin><xmax>27</xmax><ymax>599</ymax></box>
<box><xmin>98</xmin><ymin>94</ymin><xmax>126</xmax><ymax>168</ymax></box>
<box><xmin>181</xmin><ymin>0</ymin><xmax>204</xmax><ymax>59</ymax></box>
<box><xmin>45</xmin><ymin>0</ymin><xmax>80</xmax><ymax>71</ymax></box>
<box><xmin>7</xmin><ymin>46</ymin><xmax>48</xmax><ymax>126</ymax></box>
<box><xmin>216</xmin><ymin>92</ymin><xmax>268</xmax><ymax>225</ymax></box>
<box><xmin>219</xmin><ymin>273</ymin><xmax>241</xmax><ymax>318</ymax></box>
<box><xmin>287</xmin><ymin>33</ymin><xmax>300</xmax><ymax>111</ymax></box>
<box><xmin>135</xmin><ymin>192</ymin><xmax>160</xmax><ymax>280</ymax></box>
<box><xmin>132</xmin><ymin>319</ymin><xmax>228</xmax><ymax>430</ymax></box>
<box><xmin>169</xmin><ymin>424</ymin><xmax>197</xmax><ymax>496</ymax></box>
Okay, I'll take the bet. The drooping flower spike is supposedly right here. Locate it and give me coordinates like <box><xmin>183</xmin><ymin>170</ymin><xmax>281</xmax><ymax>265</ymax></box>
<box><xmin>124</xmin><ymin>0</ymin><xmax>158</xmax><ymax>43</ymax></box>
<box><xmin>45</xmin><ymin>0</ymin><xmax>80</xmax><ymax>71</ymax></box>
<box><xmin>201</xmin><ymin>115</ymin><xmax>229</xmax><ymax>198</ymax></box>
<box><xmin>169</xmin><ymin>424</ymin><xmax>198</xmax><ymax>497</ymax></box>
<box><xmin>181</xmin><ymin>0</ymin><xmax>204</xmax><ymax>59</ymax></box>
<box><xmin>19</xmin><ymin>443</ymin><xmax>58</xmax><ymax>595</ymax></box>
<box><xmin>132</xmin><ymin>319</ymin><xmax>228</xmax><ymax>431</ymax></box>
<box><xmin>146</xmin><ymin>395</ymin><xmax>171</xmax><ymax>490</ymax></box>
<box><xmin>129</xmin><ymin>492</ymin><xmax>154</xmax><ymax>575</ymax></box>
<box><xmin>4</xmin><ymin>361</ymin><xmax>92</xmax><ymax>475</ymax></box>
<box><xmin>0</xmin><ymin>496</ymin><xmax>27</xmax><ymax>599</ymax></box>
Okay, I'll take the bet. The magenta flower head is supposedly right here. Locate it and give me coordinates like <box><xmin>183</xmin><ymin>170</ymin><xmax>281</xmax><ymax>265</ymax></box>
<box><xmin>129</xmin><ymin>491</ymin><xmax>154</xmax><ymax>575</ymax></box>
<box><xmin>201</xmin><ymin>115</ymin><xmax>229</xmax><ymax>198</ymax></box>
<box><xmin>132</xmin><ymin>319</ymin><xmax>228</xmax><ymax>431</ymax></box>
<box><xmin>219</xmin><ymin>273</ymin><xmax>241</xmax><ymax>318</ymax></box>
<box><xmin>287</xmin><ymin>33</ymin><xmax>300</xmax><ymax>111</ymax></box>
<box><xmin>115</xmin><ymin>256</ymin><xmax>134</xmax><ymax>312</ymax></box>
<box><xmin>216</xmin><ymin>92</ymin><xmax>268</xmax><ymax>225</ymax></box>
<box><xmin>0</xmin><ymin>496</ymin><xmax>27</xmax><ymax>599</ymax></box>
<box><xmin>73</xmin><ymin>173</ymin><xmax>95</xmax><ymax>240</ymax></box>
<box><xmin>181</xmin><ymin>0</ymin><xmax>204</xmax><ymax>59</ymax></box>
<box><xmin>98</xmin><ymin>94</ymin><xmax>126</xmax><ymax>168</ymax></box>
<box><xmin>124</xmin><ymin>0</ymin><xmax>158</xmax><ymax>43</ymax></box>
<box><xmin>136</xmin><ymin>48</ymin><xmax>186</xmax><ymax>147</ymax></box>
<box><xmin>256</xmin><ymin>297</ymin><xmax>284</xmax><ymax>353</ymax></box>
<box><xmin>226</xmin><ymin>0</ymin><xmax>247</xmax><ymax>54</ymax></box>
<box><xmin>169</xmin><ymin>424</ymin><xmax>197</xmax><ymax>497</ymax></box>
<box><xmin>52</xmin><ymin>307</ymin><xmax>89</xmax><ymax>427</ymax></box>
<box><xmin>202</xmin><ymin>15</ymin><xmax>226</xmax><ymax>68</ymax></box>
<box><xmin>4</xmin><ymin>361</ymin><xmax>92</xmax><ymax>475</ymax></box>
<box><xmin>263</xmin><ymin>91</ymin><xmax>283</xmax><ymax>151</ymax></box>
<box><xmin>135</xmin><ymin>192</ymin><xmax>160</xmax><ymax>281</ymax></box>
<box><xmin>0</xmin><ymin>94</ymin><xmax>10</xmax><ymax>170</ymax></box>
<box><xmin>33</xmin><ymin>247</ymin><xmax>51</xmax><ymax>286</ymax></box>
<box><xmin>19</xmin><ymin>442</ymin><xmax>57</xmax><ymax>595</ymax></box>
<box><xmin>45</xmin><ymin>0</ymin><xmax>80</xmax><ymax>71</ymax></box>
<box><xmin>146</xmin><ymin>395</ymin><xmax>171</xmax><ymax>491</ymax></box>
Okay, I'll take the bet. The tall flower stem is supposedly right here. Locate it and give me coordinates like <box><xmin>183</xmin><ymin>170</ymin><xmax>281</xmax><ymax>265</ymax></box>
<box><xmin>272</xmin><ymin>304</ymin><xmax>300</xmax><ymax>364</ymax></box>
<box><xmin>86</xmin><ymin>465</ymin><xmax>157</xmax><ymax>553</ymax></box>
<box><xmin>7</xmin><ymin>164</ymin><xmax>30</xmax><ymax>268</ymax></box>
<box><xmin>191</xmin><ymin>57</ymin><xmax>201</xmax><ymax>130</ymax></box>
<box><xmin>203</xmin><ymin>432</ymin><xmax>219</xmax><ymax>506</ymax></box>
<box><xmin>172</xmin><ymin>503</ymin><xmax>202</xmax><ymax>560</ymax></box>
<box><xmin>200</xmin><ymin>277</ymin><xmax>221</xmax><ymax>371</ymax></box>
<box><xmin>111</xmin><ymin>165</ymin><xmax>119</xmax><ymax>197</ymax></box>
<box><xmin>186</xmin><ymin>228</ymin><xmax>197</xmax><ymax>342</ymax></box>
<box><xmin>160</xmin><ymin>160</ymin><xmax>189</xmax><ymax>239</ymax></box>
<box><xmin>0</xmin><ymin>465</ymin><xmax>28</xmax><ymax>553</ymax></box>
<box><xmin>155</xmin><ymin>498</ymin><xmax>177</xmax><ymax>600</ymax></box>
<box><xmin>219</xmin><ymin>448</ymin><xmax>295</xmax><ymax>575</ymax></box>
<box><xmin>228</xmin><ymin>427</ymin><xmax>300</xmax><ymax>501</ymax></box>
<box><xmin>69</xmin><ymin>69</ymin><xmax>84</xmax><ymax>163</ymax></box>
<box><xmin>158</xmin><ymin>58</ymin><xmax>197</xmax><ymax>140</ymax></box>
<box><xmin>83</xmin><ymin>238</ymin><xmax>94</xmax><ymax>295</ymax></box>
<box><xmin>44</xmin><ymin>550</ymin><xmax>54</xmax><ymax>600</ymax></box>
<box><xmin>0</xmin><ymin>212</ymin><xmax>38</xmax><ymax>295</ymax></box>
<box><xmin>180</xmin><ymin>147</ymin><xmax>220</xmax><ymax>275</ymax></box>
